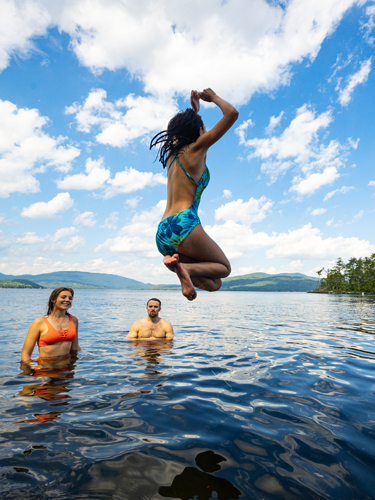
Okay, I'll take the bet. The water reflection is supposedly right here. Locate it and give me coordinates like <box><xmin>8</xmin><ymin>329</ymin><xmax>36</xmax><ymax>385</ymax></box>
<box><xmin>128</xmin><ymin>339</ymin><xmax>173</xmax><ymax>377</ymax></box>
<box><xmin>159</xmin><ymin>451</ymin><xmax>241</xmax><ymax>500</ymax></box>
<box><xmin>15</xmin><ymin>353</ymin><xmax>77</xmax><ymax>424</ymax></box>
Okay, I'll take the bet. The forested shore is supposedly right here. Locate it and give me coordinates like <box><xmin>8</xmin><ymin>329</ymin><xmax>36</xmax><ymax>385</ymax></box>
<box><xmin>313</xmin><ymin>254</ymin><xmax>375</xmax><ymax>294</ymax></box>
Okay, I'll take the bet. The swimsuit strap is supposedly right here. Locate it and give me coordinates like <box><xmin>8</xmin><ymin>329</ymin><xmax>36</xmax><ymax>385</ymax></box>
<box><xmin>173</xmin><ymin>153</ymin><xmax>199</xmax><ymax>186</ymax></box>
<box><xmin>43</xmin><ymin>313</ymin><xmax>72</xmax><ymax>332</ymax></box>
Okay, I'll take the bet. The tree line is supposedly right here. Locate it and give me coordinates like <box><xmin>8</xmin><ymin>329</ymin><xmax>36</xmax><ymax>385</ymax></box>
<box><xmin>316</xmin><ymin>254</ymin><xmax>375</xmax><ymax>293</ymax></box>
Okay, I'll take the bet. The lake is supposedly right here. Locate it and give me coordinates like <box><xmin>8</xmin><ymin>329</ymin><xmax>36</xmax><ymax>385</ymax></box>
<box><xmin>1</xmin><ymin>289</ymin><xmax>375</xmax><ymax>499</ymax></box>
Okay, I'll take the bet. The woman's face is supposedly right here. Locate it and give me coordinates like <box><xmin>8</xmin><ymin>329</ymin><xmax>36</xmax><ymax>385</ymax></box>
<box><xmin>53</xmin><ymin>291</ymin><xmax>73</xmax><ymax>311</ymax></box>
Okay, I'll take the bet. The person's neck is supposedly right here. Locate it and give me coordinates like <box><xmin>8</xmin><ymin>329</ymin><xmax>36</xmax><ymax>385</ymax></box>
<box><xmin>50</xmin><ymin>309</ymin><xmax>68</xmax><ymax>320</ymax></box>
<box><xmin>148</xmin><ymin>316</ymin><xmax>159</xmax><ymax>324</ymax></box>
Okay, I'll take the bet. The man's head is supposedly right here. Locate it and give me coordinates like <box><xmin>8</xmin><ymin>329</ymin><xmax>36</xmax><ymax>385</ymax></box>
<box><xmin>146</xmin><ymin>298</ymin><xmax>161</xmax><ymax>318</ymax></box>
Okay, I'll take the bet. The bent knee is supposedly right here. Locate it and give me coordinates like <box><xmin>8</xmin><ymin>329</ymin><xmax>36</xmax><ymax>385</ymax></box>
<box><xmin>222</xmin><ymin>262</ymin><xmax>231</xmax><ymax>278</ymax></box>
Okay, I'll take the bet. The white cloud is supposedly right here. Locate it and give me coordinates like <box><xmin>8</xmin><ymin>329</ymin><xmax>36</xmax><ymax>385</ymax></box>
<box><xmin>44</xmin><ymin>235</ymin><xmax>86</xmax><ymax>254</ymax></box>
<box><xmin>53</xmin><ymin>226</ymin><xmax>78</xmax><ymax>242</ymax></box>
<box><xmin>21</xmin><ymin>192</ymin><xmax>74</xmax><ymax>219</ymax></box>
<box><xmin>349</xmin><ymin>210</ymin><xmax>364</xmax><ymax>223</ymax></box>
<box><xmin>215</xmin><ymin>196</ymin><xmax>273</xmax><ymax>224</ymax></box>
<box><xmin>265</xmin><ymin>111</ymin><xmax>284</xmax><ymax>134</ymax></box>
<box><xmin>57</xmin><ymin>157</ymin><xmax>110</xmax><ymax>190</ymax></box>
<box><xmin>311</xmin><ymin>208</ymin><xmax>327</xmax><ymax>216</ymax></box>
<box><xmin>125</xmin><ymin>197</ymin><xmax>142</xmax><ymax>208</ymax></box>
<box><xmin>368</xmin><ymin>180</ymin><xmax>375</xmax><ymax>187</ymax></box>
<box><xmin>66</xmin><ymin>89</ymin><xmax>178</xmax><ymax>147</ymax></box>
<box><xmin>290</xmin><ymin>166</ymin><xmax>339</xmax><ymax>196</ymax></box>
<box><xmin>16</xmin><ymin>232</ymin><xmax>46</xmax><ymax>245</ymax></box>
<box><xmin>0</xmin><ymin>1</ymin><xmax>361</xmax><ymax>105</ymax></box>
<box><xmin>266</xmin><ymin>223</ymin><xmax>375</xmax><ymax>260</ymax></box>
<box><xmin>337</xmin><ymin>58</ymin><xmax>372</xmax><ymax>106</ymax></box>
<box><xmin>0</xmin><ymin>99</ymin><xmax>80</xmax><ymax>198</ymax></box>
<box><xmin>73</xmin><ymin>211</ymin><xmax>96</xmax><ymax>227</ymax></box>
<box><xmin>0</xmin><ymin>0</ymin><xmax>51</xmax><ymax>72</ymax></box>
<box><xmin>222</xmin><ymin>190</ymin><xmax>232</xmax><ymax>199</ymax></box>
<box><xmin>323</xmin><ymin>185</ymin><xmax>354</xmax><ymax>201</ymax></box>
<box><xmin>104</xmin><ymin>167</ymin><xmax>166</xmax><ymax>198</ymax></box>
<box><xmin>326</xmin><ymin>218</ymin><xmax>334</xmax><ymax>226</ymax></box>
<box><xmin>101</xmin><ymin>212</ymin><xmax>119</xmax><ymax>229</ymax></box>
<box><xmin>238</xmin><ymin>105</ymin><xmax>356</xmax><ymax>194</ymax></box>
<box><xmin>95</xmin><ymin>200</ymin><xmax>165</xmax><ymax>257</ymax></box>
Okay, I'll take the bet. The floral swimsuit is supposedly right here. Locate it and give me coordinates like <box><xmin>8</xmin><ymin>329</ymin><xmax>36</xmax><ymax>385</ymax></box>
<box><xmin>156</xmin><ymin>153</ymin><xmax>210</xmax><ymax>256</ymax></box>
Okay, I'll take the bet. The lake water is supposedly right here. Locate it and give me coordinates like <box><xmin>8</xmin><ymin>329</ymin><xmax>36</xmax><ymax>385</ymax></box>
<box><xmin>1</xmin><ymin>289</ymin><xmax>375</xmax><ymax>499</ymax></box>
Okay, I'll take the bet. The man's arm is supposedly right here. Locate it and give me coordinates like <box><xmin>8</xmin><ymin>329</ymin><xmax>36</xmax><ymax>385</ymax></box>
<box><xmin>165</xmin><ymin>321</ymin><xmax>174</xmax><ymax>339</ymax></box>
<box><xmin>127</xmin><ymin>321</ymin><xmax>140</xmax><ymax>339</ymax></box>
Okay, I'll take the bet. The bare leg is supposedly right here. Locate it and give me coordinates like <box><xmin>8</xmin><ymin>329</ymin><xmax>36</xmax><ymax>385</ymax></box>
<box><xmin>178</xmin><ymin>224</ymin><xmax>231</xmax><ymax>292</ymax></box>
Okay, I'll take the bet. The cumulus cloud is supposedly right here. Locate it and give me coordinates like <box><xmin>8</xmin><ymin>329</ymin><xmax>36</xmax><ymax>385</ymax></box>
<box><xmin>0</xmin><ymin>99</ymin><xmax>80</xmax><ymax>198</ymax></box>
<box><xmin>16</xmin><ymin>232</ymin><xmax>46</xmax><ymax>245</ymax></box>
<box><xmin>223</xmin><ymin>190</ymin><xmax>232</xmax><ymax>199</ymax></box>
<box><xmin>311</xmin><ymin>208</ymin><xmax>327</xmax><ymax>216</ymax></box>
<box><xmin>104</xmin><ymin>167</ymin><xmax>166</xmax><ymax>198</ymax></box>
<box><xmin>0</xmin><ymin>0</ymin><xmax>51</xmax><ymax>71</ymax></box>
<box><xmin>0</xmin><ymin>0</ymin><xmax>361</xmax><ymax>105</ymax></box>
<box><xmin>95</xmin><ymin>200</ymin><xmax>165</xmax><ymax>257</ymax></box>
<box><xmin>265</xmin><ymin>111</ymin><xmax>284</xmax><ymax>134</ymax></box>
<box><xmin>238</xmin><ymin>104</ymin><xmax>355</xmax><ymax>195</ymax></box>
<box><xmin>73</xmin><ymin>211</ymin><xmax>96</xmax><ymax>227</ymax></box>
<box><xmin>323</xmin><ymin>185</ymin><xmax>354</xmax><ymax>201</ymax></box>
<box><xmin>215</xmin><ymin>196</ymin><xmax>273</xmax><ymax>224</ymax></box>
<box><xmin>65</xmin><ymin>89</ymin><xmax>178</xmax><ymax>147</ymax></box>
<box><xmin>21</xmin><ymin>192</ymin><xmax>74</xmax><ymax>219</ymax></box>
<box><xmin>337</xmin><ymin>58</ymin><xmax>372</xmax><ymax>106</ymax></box>
<box><xmin>57</xmin><ymin>157</ymin><xmax>110</xmax><ymax>190</ymax></box>
<box><xmin>368</xmin><ymin>180</ymin><xmax>375</xmax><ymax>187</ymax></box>
<box><xmin>101</xmin><ymin>211</ymin><xmax>119</xmax><ymax>229</ymax></box>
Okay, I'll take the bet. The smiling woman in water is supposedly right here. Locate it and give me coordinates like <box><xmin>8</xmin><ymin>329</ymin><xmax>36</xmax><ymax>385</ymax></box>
<box><xmin>21</xmin><ymin>287</ymin><xmax>81</xmax><ymax>365</ymax></box>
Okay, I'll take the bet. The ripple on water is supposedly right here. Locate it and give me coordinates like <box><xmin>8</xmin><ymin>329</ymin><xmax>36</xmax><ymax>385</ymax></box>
<box><xmin>1</xmin><ymin>290</ymin><xmax>375</xmax><ymax>499</ymax></box>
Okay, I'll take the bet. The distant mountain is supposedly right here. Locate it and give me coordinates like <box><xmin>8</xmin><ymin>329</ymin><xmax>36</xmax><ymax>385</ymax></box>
<box><xmin>0</xmin><ymin>271</ymin><xmax>148</xmax><ymax>289</ymax></box>
<box><xmin>0</xmin><ymin>270</ymin><xmax>318</xmax><ymax>292</ymax></box>
<box><xmin>221</xmin><ymin>272</ymin><xmax>317</xmax><ymax>292</ymax></box>
<box><xmin>0</xmin><ymin>279</ymin><xmax>44</xmax><ymax>289</ymax></box>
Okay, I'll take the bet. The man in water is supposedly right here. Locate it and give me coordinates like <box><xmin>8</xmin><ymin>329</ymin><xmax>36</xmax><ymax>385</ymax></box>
<box><xmin>127</xmin><ymin>298</ymin><xmax>174</xmax><ymax>340</ymax></box>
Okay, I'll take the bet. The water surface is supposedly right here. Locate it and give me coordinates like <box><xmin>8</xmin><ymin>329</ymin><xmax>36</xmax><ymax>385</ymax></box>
<box><xmin>1</xmin><ymin>290</ymin><xmax>375</xmax><ymax>499</ymax></box>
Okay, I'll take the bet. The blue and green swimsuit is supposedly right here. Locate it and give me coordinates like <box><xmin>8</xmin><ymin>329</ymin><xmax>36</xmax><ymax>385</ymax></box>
<box><xmin>156</xmin><ymin>153</ymin><xmax>210</xmax><ymax>256</ymax></box>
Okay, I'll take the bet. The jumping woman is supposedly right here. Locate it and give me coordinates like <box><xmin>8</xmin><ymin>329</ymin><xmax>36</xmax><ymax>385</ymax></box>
<box><xmin>150</xmin><ymin>88</ymin><xmax>238</xmax><ymax>301</ymax></box>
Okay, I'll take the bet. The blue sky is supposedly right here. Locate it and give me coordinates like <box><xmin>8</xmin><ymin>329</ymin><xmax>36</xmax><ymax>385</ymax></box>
<box><xmin>0</xmin><ymin>0</ymin><xmax>374</xmax><ymax>284</ymax></box>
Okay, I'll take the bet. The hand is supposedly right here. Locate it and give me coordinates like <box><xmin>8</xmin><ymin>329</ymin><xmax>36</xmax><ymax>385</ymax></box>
<box><xmin>199</xmin><ymin>88</ymin><xmax>217</xmax><ymax>103</ymax></box>
<box><xmin>190</xmin><ymin>90</ymin><xmax>200</xmax><ymax>112</ymax></box>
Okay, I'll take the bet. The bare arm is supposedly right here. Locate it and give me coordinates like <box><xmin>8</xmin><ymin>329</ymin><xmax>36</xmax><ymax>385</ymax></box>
<box><xmin>190</xmin><ymin>88</ymin><xmax>239</xmax><ymax>153</ymax></box>
<box><xmin>71</xmin><ymin>317</ymin><xmax>81</xmax><ymax>351</ymax></box>
<box><xmin>165</xmin><ymin>321</ymin><xmax>174</xmax><ymax>339</ymax></box>
<box><xmin>21</xmin><ymin>319</ymin><xmax>42</xmax><ymax>363</ymax></box>
<box><xmin>127</xmin><ymin>321</ymin><xmax>139</xmax><ymax>340</ymax></box>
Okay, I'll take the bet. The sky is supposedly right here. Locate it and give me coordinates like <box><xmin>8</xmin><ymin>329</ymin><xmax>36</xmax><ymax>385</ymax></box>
<box><xmin>0</xmin><ymin>0</ymin><xmax>374</xmax><ymax>284</ymax></box>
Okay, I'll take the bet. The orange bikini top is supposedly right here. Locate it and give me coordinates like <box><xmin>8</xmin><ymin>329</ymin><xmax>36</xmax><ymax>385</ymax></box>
<box><xmin>38</xmin><ymin>314</ymin><xmax>76</xmax><ymax>347</ymax></box>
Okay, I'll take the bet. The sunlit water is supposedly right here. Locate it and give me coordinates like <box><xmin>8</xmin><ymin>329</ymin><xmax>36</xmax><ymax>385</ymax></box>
<box><xmin>1</xmin><ymin>289</ymin><xmax>375</xmax><ymax>499</ymax></box>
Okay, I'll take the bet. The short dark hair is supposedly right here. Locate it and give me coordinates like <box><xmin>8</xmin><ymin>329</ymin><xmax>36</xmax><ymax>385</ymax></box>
<box><xmin>150</xmin><ymin>108</ymin><xmax>204</xmax><ymax>168</ymax></box>
<box><xmin>147</xmin><ymin>298</ymin><xmax>161</xmax><ymax>307</ymax></box>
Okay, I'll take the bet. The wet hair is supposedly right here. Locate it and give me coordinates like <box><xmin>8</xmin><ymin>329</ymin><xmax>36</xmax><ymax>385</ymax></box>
<box><xmin>150</xmin><ymin>108</ymin><xmax>204</xmax><ymax>168</ymax></box>
<box><xmin>147</xmin><ymin>298</ymin><xmax>161</xmax><ymax>307</ymax></box>
<box><xmin>47</xmin><ymin>287</ymin><xmax>74</xmax><ymax>315</ymax></box>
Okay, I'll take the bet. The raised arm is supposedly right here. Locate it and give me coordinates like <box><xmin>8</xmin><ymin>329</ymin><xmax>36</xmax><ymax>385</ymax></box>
<box><xmin>71</xmin><ymin>316</ymin><xmax>81</xmax><ymax>351</ymax></box>
<box><xmin>21</xmin><ymin>319</ymin><xmax>42</xmax><ymax>363</ymax></box>
<box><xmin>127</xmin><ymin>321</ymin><xmax>139</xmax><ymax>340</ymax></box>
<box><xmin>190</xmin><ymin>88</ymin><xmax>239</xmax><ymax>153</ymax></box>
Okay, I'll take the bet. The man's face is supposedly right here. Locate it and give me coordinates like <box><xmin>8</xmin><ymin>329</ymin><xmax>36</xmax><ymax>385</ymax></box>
<box><xmin>147</xmin><ymin>300</ymin><xmax>161</xmax><ymax>318</ymax></box>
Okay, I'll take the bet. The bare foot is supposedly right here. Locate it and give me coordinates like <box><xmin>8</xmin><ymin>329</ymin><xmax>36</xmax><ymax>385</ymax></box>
<box><xmin>175</xmin><ymin>262</ymin><xmax>197</xmax><ymax>301</ymax></box>
<box><xmin>163</xmin><ymin>254</ymin><xmax>179</xmax><ymax>272</ymax></box>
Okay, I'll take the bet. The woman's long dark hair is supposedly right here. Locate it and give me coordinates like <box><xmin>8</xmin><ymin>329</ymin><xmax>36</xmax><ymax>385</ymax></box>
<box><xmin>150</xmin><ymin>108</ymin><xmax>204</xmax><ymax>168</ymax></box>
<box><xmin>47</xmin><ymin>287</ymin><xmax>74</xmax><ymax>315</ymax></box>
